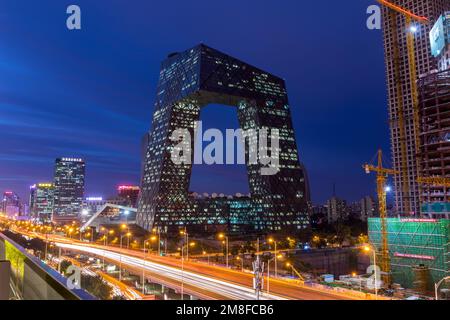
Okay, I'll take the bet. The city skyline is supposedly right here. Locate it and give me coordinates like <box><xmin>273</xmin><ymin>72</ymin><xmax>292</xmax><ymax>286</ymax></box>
<box><xmin>1</xmin><ymin>1</ymin><xmax>389</xmax><ymax>205</ymax></box>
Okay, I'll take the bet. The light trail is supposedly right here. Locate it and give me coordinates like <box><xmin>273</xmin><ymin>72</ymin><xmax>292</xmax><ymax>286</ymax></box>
<box><xmin>56</xmin><ymin>243</ymin><xmax>287</xmax><ymax>300</ymax></box>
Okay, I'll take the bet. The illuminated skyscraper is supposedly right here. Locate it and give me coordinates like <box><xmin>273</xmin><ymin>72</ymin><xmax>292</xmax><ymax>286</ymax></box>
<box><xmin>138</xmin><ymin>44</ymin><xmax>309</xmax><ymax>233</ymax></box>
<box><xmin>381</xmin><ymin>0</ymin><xmax>449</xmax><ymax>215</ymax></box>
<box><xmin>29</xmin><ymin>183</ymin><xmax>54</xmax><ymax>222</ymax></box>
<box><xmin>1</xmin><ymin>191</ymin><xmax>21</xmax><ymax>218</ymax></box>
<box><xmin>52</xmin><ymin>158</ymin><xmax>85</xmax><ymax>223</ymax></box>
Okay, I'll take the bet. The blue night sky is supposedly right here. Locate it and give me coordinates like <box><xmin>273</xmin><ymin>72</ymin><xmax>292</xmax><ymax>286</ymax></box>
<box><xmin>0</xmin><ymin>1</ymin><xmax>391</xmax><ymax>205</ymax></box>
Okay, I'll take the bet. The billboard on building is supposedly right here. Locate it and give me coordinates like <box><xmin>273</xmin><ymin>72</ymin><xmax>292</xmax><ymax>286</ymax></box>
<box><xmin>430</xmin><ymin>13</ymin><xmax>449</xmax><ymax>57</ymax></box>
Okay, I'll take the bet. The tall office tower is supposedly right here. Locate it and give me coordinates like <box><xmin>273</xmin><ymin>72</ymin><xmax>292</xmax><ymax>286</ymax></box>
<box><xmin>138</xmin><ymin>44</ymin><xmax>309</xmax><ymax>233</ymax></box>
<box><xmin>117</xmin><ymin>185</ymin><xmax>140</xmax><ymax>207</ymax></box>
<box><xmin>53</xmin><ymin>158</ymin><xmax>85</xmax><ymax>224</ymax></box>
<box><xmin>381</xmin><ymin>0</ymin><xmax>449</xmax><ymax>216</ymax></box>
<box><xmin>29</xmin><ymin>183</ymin><xmax>54</xmax><ymax>222</ymax></box>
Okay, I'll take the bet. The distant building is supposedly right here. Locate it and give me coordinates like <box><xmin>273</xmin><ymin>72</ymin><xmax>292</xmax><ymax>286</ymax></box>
<box><xmin>348</xmin><ymin>201</ymin><xmax>362</xmax><ymax>220</ymax></box>
<box><xmin>117</xmin><ymin>185</ymin><xmax>140</xmax><ymax>208</ymax></box>
<box><xmin>1</xmin><ymin>191</ymin><xmax>21</xmax><ymax>218</ymax></box>
<box><xmin>311</xmin><ymin>205</ymin><xmax>328</xmax><ymax>226</ymax></box>
<box><xmin>326</xmin><ymin>197</ymin><xmax>348</xmax><ymax>223</ymax></box>
<box><xmin>81</xmin><ymin>196</ymin><xmax>131</xmax><ymax>223</ymax></box>
<box><xmin>30</xmin><ymin>183</ymin><xmax>54</xmax><ymax>222</ymax></box>
<box><xmin>360</xmin><ymin>196</ymin><xmax>376</xmax><ymax>221</ymax></box>
<box><xmin>81</xmin><ymin>197</ymin><xmax>106</xmax><ymax>223</ymax></box>
<box><xmin>52</xmin><ymin>157</ymin><xmax>85</xmax><ymax>224</ymax></box>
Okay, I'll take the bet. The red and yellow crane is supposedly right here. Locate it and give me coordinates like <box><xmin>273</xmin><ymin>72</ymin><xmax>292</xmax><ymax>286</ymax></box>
<box><xmin>364</xmin><ymin>150</ymin><xmax>399</xmax><ymax>285</ymax></box>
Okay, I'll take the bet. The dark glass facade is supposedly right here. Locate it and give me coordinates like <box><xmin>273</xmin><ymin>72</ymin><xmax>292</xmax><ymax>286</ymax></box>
<box><xmin>53</xmin><ymin>158</ymin><xmax>85</xmax><ymax>223</ymax></box>
<box><xmin>137</xmin><ymin>44</ymin><xmax>309</xmax><ymax>234</ymax></box>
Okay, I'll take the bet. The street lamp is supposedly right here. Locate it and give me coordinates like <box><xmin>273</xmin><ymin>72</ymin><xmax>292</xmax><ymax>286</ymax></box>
<box><xmin>179</xmin><ymin>229</ymin><xmax>189</xmax><ymax>300</ymax></box>
<box><xmin>119</xmin><ymin>232</ymin><xmax>132</xmax><ymax>281</ymax></box>
<box><xmin>152</xmin><ymin>227</ymin><xmax>162</xmax><ymax>256</ymax></box>
<box><xmin>236</xmin><ymin>255</ymin><xmax>244</xmax><ymax>271</ymax></box>
<box><xmin>218</xmin><ymin>233</ymin><xmax>229</xmax><ymax>268</ymax></box>
<box><xmin>267</xmin><ymin>237</ymin><xmax>278</xmax><ymax>277</ymax></box>
<box><xmin>362</xmin><ymin>244</ymin><xmax>378</xmax><ymax>299</ymax></box>
<box><xmin>142</xmin><ymin>239</ymin><xmax>152</xmax><ymax>295</ymax></box>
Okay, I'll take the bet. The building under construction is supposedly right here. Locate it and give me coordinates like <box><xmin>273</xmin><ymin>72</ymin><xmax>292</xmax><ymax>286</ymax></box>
<box><xmin>368</xmin><ymin>217</ymin><xmax>449</xmax><ymax>292</ymax></box>
<box><xmin>419</xmin><ymin>69</ymin><xmax>450</xmax><ymax>216</ymax></box>
<box><xmin>381</xmin><ymin>0</ymin><xmax>448</xmax><ymax>216</ymax></box>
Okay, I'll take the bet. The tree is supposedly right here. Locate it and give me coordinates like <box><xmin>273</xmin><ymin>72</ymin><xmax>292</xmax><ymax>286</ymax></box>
<box><xmin>60</xmin><ymin>260</ymin><xmax>72</xmax><ymax>275</ymax></box>
<box><xmin>81</xmin><ymin>275</ymin><xmax>112</xmax><ymax>300</ymax></box>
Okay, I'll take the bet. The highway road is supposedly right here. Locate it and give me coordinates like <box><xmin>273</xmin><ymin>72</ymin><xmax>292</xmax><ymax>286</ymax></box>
<box><xmin>52</xmin><ymin>240</ymin><xmax>359</xmax><ymax>300</ymax></box>
<box><xmin>57</xmin><ymin>242</ymin><xmax>285</xmax><ymax>300</ymax></box>
<box><xmin>5</xmin><ymin>226</ymin><xmax>360</xmax><ymax>300</ymax></box>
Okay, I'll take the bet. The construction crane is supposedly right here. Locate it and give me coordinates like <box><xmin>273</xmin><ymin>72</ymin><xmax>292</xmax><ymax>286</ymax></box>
<box><xmin>376</xmin><ymin>0</ymin><xmax>430</xmax><ymax>213</ymax></box>
<box><xmin>417</xmin><ymin>176</ymin><xmax>450</xmax><ymax>188</ymax></box>
<box><xmin>417</xmin><ymin>176</ymin><xmax>450</xmax><ymax>203</ymax></box>
<box><xmin>364</xmin><ymin>149</ymin><xmax>399</xmax><ymax>285</ymax></box>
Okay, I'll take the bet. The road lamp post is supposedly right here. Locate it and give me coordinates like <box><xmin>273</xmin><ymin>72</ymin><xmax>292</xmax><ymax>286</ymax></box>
<box><xmin>119</xmin><ymin>232</ymin><xmax>131</xmax><ymax>281</ymax></box>
<box><xmin>363</xmin><ymin>245</ymin><xmax>378</xmax><ymax>299</ymax></box>
<box><xmin>218</xmin><ymin>233</ymin><xmax>229</xmax><ymax>268</ymax></box>
<box><xmin>142</xmin><ymin>239</ymin><xmax>150</xmax><ymax>295</ymax></box>
<box><xmin>153</xmin><ymin>227</ymin><xmax>161</xmax><ymax>256</ymax></box>
<box><xmin>268</xmin><ymin>237</ymin><xmax>278</xmax><ymax>277</ymax></box>
<box><xmin>236</xmin><ymin>255</ymin><xmax>244</xmax><ymax>271</ymax></box>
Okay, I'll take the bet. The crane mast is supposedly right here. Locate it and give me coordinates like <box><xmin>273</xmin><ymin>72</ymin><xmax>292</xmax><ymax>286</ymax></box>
<box><xmin>364</xmin><ymin>150</ymin><xmax>399</xmax><ymax>285</ymax></box>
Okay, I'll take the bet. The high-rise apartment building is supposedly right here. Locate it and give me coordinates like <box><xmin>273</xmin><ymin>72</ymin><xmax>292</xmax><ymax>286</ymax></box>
<box><xmin>360</xmin><ymin>196</ymin><xmax>377</xmax><ymax>221</ymax></box>
<box><xmin>326</xmin><ymin>196</ymin><xmax>348</xmax><ymax>223</ymax></box>
<box><xmin>53</xmin><ymin>158</ymin><xmax>85</xmax><ymax>223</ymax></box>
<box><xmin>29</xmin><ymin>183</ymin><xmax>54</xmax><ymax>222</ymax></box>
<box><xmin>381</xmin><ymin>0</ymin><xmax>449</xmax><ymax>216</ymax></box>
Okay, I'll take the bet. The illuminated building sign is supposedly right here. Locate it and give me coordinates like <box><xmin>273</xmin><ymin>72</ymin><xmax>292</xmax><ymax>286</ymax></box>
<box><xmin>394</xmin><ymin>252</ymin><xmax>435</xmax><ymax>261</ymax></box>
<box><xmin>37</xmin><ymin>183</ymin><xmax>53</xmax><ymax>188</ymax></box>
<box><xmin>61</xmin><ymin>157</ymin><xmax>83</xmax><ymax>162</ymax></box>
<box><xmin>430</xmin><ymin>14</ymin><xmax>448</xmax><ymax>57</ymax></box>
<box><xmin>400</xmin><ymin>218</ymin><xmax>437</xmax><ymax>223</ymax></box>
<box><xmin>86</xmin><ymin>197</ymin><xmax>103</xmax><ymax>201</ymax></box>
<box><xmin>118</xmin><ymin>185</ymin><xmax>140</xmax><ymax>191</ymax></box>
